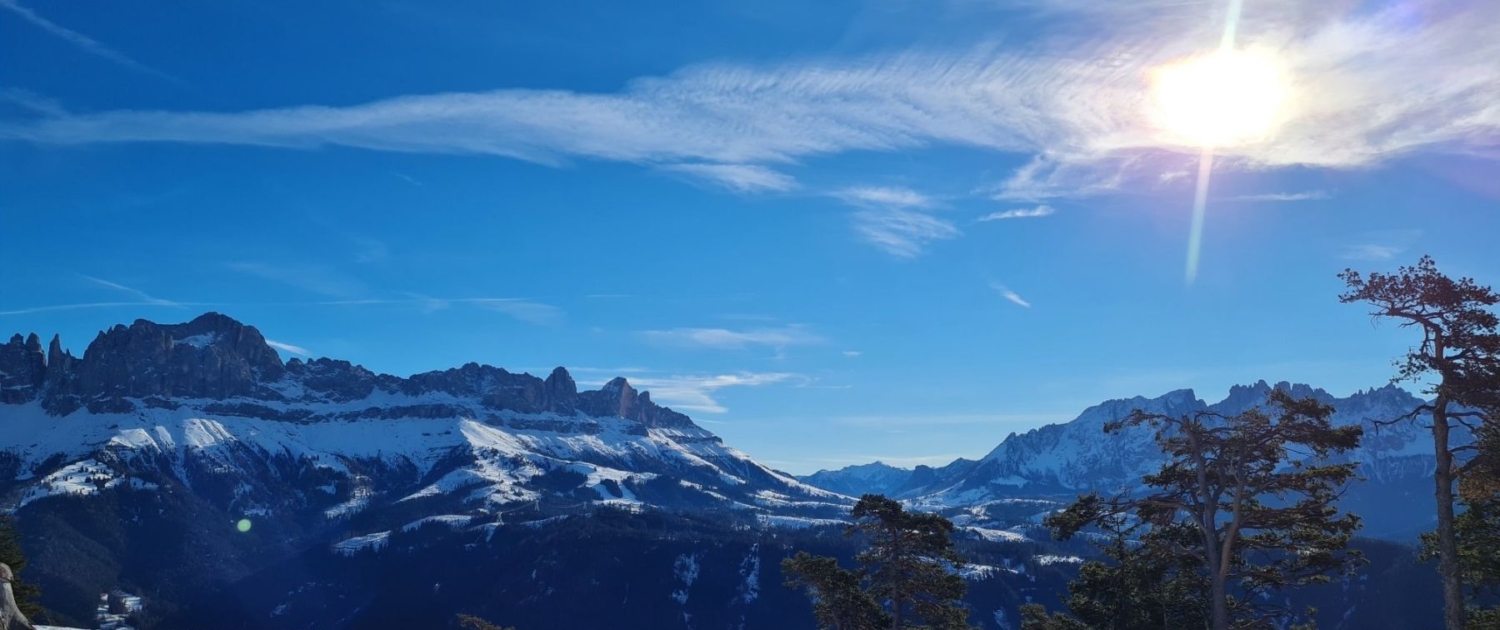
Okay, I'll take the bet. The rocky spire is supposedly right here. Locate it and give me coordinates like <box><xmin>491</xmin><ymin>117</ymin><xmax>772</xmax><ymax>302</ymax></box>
<box><xmin>59</xmin><ymin>313</ymin><xmax>286</xmax><ymax>407</ymax></box>
<box><xmin>0</xmin><ymin>333</ymin><xmax>46</xmax><ymax>404</ymax></box>
<box><xmin>544</xmin><ymin>367</ymin><xmax>578</xmax><ymax>414</ymax></box>
<box><xmin>577</xmin><ymin>377</ymin><xmax>695</xmax><ymax>429</ymax></box>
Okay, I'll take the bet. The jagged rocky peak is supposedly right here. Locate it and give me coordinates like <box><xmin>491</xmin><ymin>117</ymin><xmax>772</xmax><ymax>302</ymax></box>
<box><xmin>72</xmin><ymin>312</ymin><xmax>286</xmax><ymax>400</ymax></box>
<box><xmin>0</xmin><ymin>333</ymin><xmax>47</xmax><ymax>403</ymax></box>
<box><xmin>4</xmin><ymin>313</ymin><xmax>706</xmax><ymax>430</ymax></box>
<box><xmin>1212</xmin><ymin>380</ymin><xmax>1337</xmax><ymax>415</ymax></box>
<box><xmin>544</xmin><ymin>366</ymin><xmax>578</xmax><ymax>412</ymax></box>
<box><xmin>579</xmin><ymin>376</ymin><xmax>695</xmax><ymax>429</ymax></box>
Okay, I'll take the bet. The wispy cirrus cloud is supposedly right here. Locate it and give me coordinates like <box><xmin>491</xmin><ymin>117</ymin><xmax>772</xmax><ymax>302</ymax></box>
<box><xmin>2</xmin><ymin>274</ymin><xmax>204</xmax><ymax>315</ymax></box>
<box><xmin>0</xmin><ymin>289</ymin><xmax>565</xmax><ymax>322</ymax></box>
<box><xmin>1225</xmin><ymin>190</ymin><xmax>1331</xmax><ymax>202</ymax></box>
<box><xmin>834</xmin><ymin>186</ymin><xmax>958</xmax><ymax>258</ymax></box>
<box><xmin>77</xmin><ymin>274</ymin><xmax>181</xmax><ymax>307</ymax></box>
<box><xmin>831</xmin><ymin>412</ymin><xmax>1073</xmax><ymax>430</ymax></box>
<box><xmin>0</xmin><ymin>301</ymin><xmax>216</xmax><ymax>316</ymax></box>
<box><xmin>640</xmin><ymin>325</ymin><xmax>824</xmax><ymax>350</ymax></box>
<box><xmin>228</xmin><ymin>261</ymin><xmax>367</xmax><ymax>298</ymax></box>
<box><xmin>1338</xmin><ymin>229</ymin><xmax>1422</xmax><ymax>261</ymax></box>
<box><xmin>1</xmin><ymin>0</ymin><xmax>1494</xmax><ymax>201</ymax></box>
<box><xmin>852</xmin><ymin>209</ymin><xmax>959</xmax><ymax>258</ymax></box>
<box><xmin>0</xmin><ymin>0</ymin><xmax>180</xmax><ymax>84</ymax></box>
<box><xmin>1339</xmin><ymin>244</ymin><xmax>1405</xmax><ymax>261</ymax></box>
<box><xmin>474</xmin><ymin>299</ymin><xmax>564</xmax><ymax>325</ymax></box>
<box><xmin>990</xmin><ymin>282</ymin><xmax>1032</xmax><ymax>308</ymax></box>
<box><xmin>265</xmin><ymin>339</ymin><xmax>310</xmax><ymax>357</ymax></box>
<box><xmin>833</xmin><ymin>186</ymin><xmax>935</xmax><ymax>209</ymax></box>
<box><xmin>979</xmin><ymin>204</ymin><xmax>1055</xmax><ymax>221</ymax></box>
<box><xmin>660</xmin><ymin>163</ymin><xmax>798</xmax><ymax>193</ymax></box>
<box><xmin>578</xmin><ymin>371</ymin><xmax>800</xmax><ymax>413</ymax></box>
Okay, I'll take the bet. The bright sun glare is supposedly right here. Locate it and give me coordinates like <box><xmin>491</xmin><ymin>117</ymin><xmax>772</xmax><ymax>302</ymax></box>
<box><xmin>1151</xmin><ymin>48</ymin><xmax>1289</xmax><ymax>147</ymax></box>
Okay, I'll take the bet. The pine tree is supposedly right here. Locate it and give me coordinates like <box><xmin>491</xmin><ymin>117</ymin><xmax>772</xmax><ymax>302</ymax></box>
<box><xmin>0</xmin><ymin>515</ymin><xmax>39</xmax><ymax>619</ymax></box>
<box><xmin>783</xmin><ymin>552</ymin><xmax>891</xmax><ymax>630</ymax></box>
<box><xmin>1423</xmin><ymin>425</ymin><xmax>1500</xmax><ymax>630</ymax></box>
<box><xmin>1341</xmin><ymin>255</ymin><xmax>1500</xmax><ymax>630</ymax></box>
<box><xmin>1020</xmin><ymin>512</ymin><xmax>1207</xmax><ymax>630</ymax></box>
<box><xmin>454</xmin><ymin>613</ymin><xmax>516</xmax><ymax>630</ymax></box>
<box><xmin>783</xmin><ymin>494</ymin><xmax>975</xmax><ymax>630</ymax></box>
<box><xmin>1028</xmin><ymin>390</ymin><xmax>1364</xmax><ymax>630</ymax></box>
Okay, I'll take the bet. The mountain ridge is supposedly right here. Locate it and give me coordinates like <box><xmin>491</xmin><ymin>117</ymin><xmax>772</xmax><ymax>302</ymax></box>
<box><xmin>0</xmin><ymin>312</ymin><xmax>697</xmax><ymax>430</ymax></box>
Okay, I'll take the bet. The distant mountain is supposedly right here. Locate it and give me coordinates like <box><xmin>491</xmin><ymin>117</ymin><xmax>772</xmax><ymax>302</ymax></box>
<box><xmin>797</xmin><ymin>461</ymin><xmax>912</xmax><ymax>497</ymax></box>
<box><xmin>0</xmin><ymin>314</ymin><xmax>1449</xmax><ymax>628</ymax></box>
<box><xmin>0</xmin><ymin>313</ymin><xmax>851</xmax><ymax>625</ymax></box>
<box><xmin>796</xmin><ymin>381</ymin><xmax>1443</xmax><ymax>542</ymax></box>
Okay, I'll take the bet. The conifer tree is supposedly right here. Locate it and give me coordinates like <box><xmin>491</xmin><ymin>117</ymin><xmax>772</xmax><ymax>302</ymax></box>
<box><xmin>1341</xmin><ymin>255</ymin><xmax>1500</xmax><ymax>630</ymax></box>
<box><xmin>1026</xmin><ymin>390</ymin><xmax>1364</xmax><ymax>630</ymax></box>
<box><xmin>784</xmin><ymin>494</ymin><xmax>975</xmax><ymax>630</ymax></box>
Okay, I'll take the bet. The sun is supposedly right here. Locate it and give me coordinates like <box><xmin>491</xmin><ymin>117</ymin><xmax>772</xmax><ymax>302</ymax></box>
<box><xmin>1151</xmin><ymin>48</ymin><xmax>1289</xmax><ymax>148</ymax></box>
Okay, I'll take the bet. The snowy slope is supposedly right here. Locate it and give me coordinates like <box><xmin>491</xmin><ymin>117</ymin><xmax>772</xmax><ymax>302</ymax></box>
<box><xmin>796</xmin><ymin>461</ymin><xmax>913</xmax><ymax>497</ymax></box>
<box><xmin>0</xmin><ymin>314</ymin><xmax>847</xmax><ymax>530</ymax></box>
<box><xmin>888</xmin><ymin>381</ymin><xmax>1442</xmax><ymax>539</ymax></box>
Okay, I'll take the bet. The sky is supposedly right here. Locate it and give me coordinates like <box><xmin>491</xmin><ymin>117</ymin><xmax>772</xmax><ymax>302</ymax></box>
<box><xmin>1</xmin><ymin>0</ymin><xmax>1498</xmax><ymax>474</ymax></box>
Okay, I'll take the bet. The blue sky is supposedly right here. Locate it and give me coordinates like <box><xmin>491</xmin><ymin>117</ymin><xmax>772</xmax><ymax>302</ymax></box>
<box><xmin>2</xmin><ymin>0</ymin><xmax>1498</xmax><ymax>473</ymax></box>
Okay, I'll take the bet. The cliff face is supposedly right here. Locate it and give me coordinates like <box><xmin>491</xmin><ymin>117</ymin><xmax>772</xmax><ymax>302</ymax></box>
<box><xmin>1</xmin><ymin>312</ymin><xmax>691</xmax><ymax>428</ymax></box>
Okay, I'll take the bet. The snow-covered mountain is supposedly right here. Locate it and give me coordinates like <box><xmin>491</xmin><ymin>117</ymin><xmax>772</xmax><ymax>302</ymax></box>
<box><xmin>0</xmin><ymin>314</ymin><xmax>1450</xmax><ymax>628</ymax></box>
<box><xmin>796</xmin><ymin>461</ymin><xmax>912</xmax><ymax>498</ymax></box>
<box><xmin>796</xmin><ymin>382</ymin><xmax>1442</xmax><ymax>541</ymax></box>
<box><xmin>0</xmin><ymin>313</ymin><xmax>843</xmax><ymax>525</ymax></box>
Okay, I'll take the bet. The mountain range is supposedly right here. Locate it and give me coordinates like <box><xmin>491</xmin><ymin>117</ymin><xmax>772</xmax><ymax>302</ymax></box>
<box><xmin>0</xmin><ymin>314</ymin><xmax>1447</xmax><ymax>629</ymax></box>
<box><xmin>798</xmin><ymin>380</ymin><xmax>1440</xmax><ymax>540</ymax></box>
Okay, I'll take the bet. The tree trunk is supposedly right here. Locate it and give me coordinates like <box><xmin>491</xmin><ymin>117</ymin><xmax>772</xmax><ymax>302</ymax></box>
<box><xmin>1209</xmin><ymin>576</ymin><xmax>1230</xmax><ymax>630</ymax></box>
<box><xmin>1433</xmin><ymin>399</ymin><xmax>1467</xmax><ymax>630</ymax></box>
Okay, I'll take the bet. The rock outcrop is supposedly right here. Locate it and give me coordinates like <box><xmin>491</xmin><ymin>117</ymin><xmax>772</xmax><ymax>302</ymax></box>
<box><xmin>3</xmin><ymin>313</ymin><xmax>698</xmax><ymax>430</ymax></box>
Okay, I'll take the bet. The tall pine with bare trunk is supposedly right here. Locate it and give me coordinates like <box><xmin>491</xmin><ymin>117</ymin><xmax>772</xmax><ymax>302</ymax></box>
<box><xmin>1341</xmin><ymin>255</ymin><xmax>1500</xmax><ymax>630</ymax></box>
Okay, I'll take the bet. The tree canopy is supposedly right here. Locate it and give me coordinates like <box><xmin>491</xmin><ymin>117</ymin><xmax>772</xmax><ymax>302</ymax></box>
<box><xmin>784</xmin><ymin>494</ymin><xmax>974</xmax><ymax>630</ymax></box>
<box><xmin>1025</xmin><ymin>390</ymin><xmax>1364</xmax><ymax>630</ymax></box>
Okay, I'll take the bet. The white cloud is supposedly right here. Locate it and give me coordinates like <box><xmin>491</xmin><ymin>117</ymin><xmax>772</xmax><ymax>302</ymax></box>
<box><xmin>1226</xmin><ymin>190</ymin><xmax>1331</xmax><ymax>202</ymax></box>
<box><xmin>833</xmin><ymin>186</ymin><xmax>935</xmax><ymax>209</ymax></box>
<box><xmin>1339</xmin><ymin>244</ymin><xmax>1405</xmax><ymax>261</ymax></box>
<box><xmin>228</xmin><ymin>261</ymin><xmax>366</xmax><ymax>298</ymax></box>
<box><xmin>831</xmin><ymin>412</ymin><xmax>1073</xmax><ymax>429</ymax></box>
<box><xmin>77</xmin><ymin>274</ymin><xmax>180</xmax><ymax>307</ymax></box>
<box><xmin>581</xmin><ymin>371</ymin><xmax>798</xmax><ymax>413</ymax></box>
<box><xmin>834</xmin><ymin>187</ymin><xmax>957</xmax><ymax>257</ymax></box>
<box><xmin>979</xmin><ymin>204</ymin><xmax>1055</xmax><ymax>221</ymax></box>
<box><xmin>851</xmin><ymin>208</ymin><xmax>960</xmax><ymax>258</ymax></box>
<box><xmin>0</xmin><ymin>301</ymin><xmax>215</xmax><ymax>316</ymax></box>
<box><xmin>660</xmin><ymin>163</ymin><xmax>798</xmax><ymax>193</ymax></box>
<box><xmin>474</xmin><ymin>299</ymin><xmax>564</xmax><ymax>325</ymax></box>
<box><xmin>0</xmin><ymin>88</ymin><xmax>67</xmax><ymax>117</ymax></box>
<box><xmin>991</xmin><ymin>282</ymin><xmax>1032</xmax><ymax>308</ymax></box>
<box><xmin>2</xmin><ymin>0</ymin><xmax>1495</xmax><ymax>196</ymax></box>
<box><xmin>842</xmin><ymin>350</ymin><xmax>862</xmax><ymax>358</ymax></box>
<box><xmin>0</xmin><ymin>0</ymin><xmax>179</xmax><ymax>83</ymax></box>
<box><xmin>640</xmin><ymin>325</ymin><xmax>824</xmax><ymax>350</ymax></box>
<box><xmin>1338</xmin><ymin>229</ymin><xmax>1422</xmax><ymax>261</ymax></box>
<box><xmin>266</xmin><ymin>339</ymin><xmax>310</xmax><ymax>357</ymax></box>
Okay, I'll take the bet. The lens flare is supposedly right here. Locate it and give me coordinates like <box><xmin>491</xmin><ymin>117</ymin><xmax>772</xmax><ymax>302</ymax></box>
<box><xmin>1151</xmin><ymin>48</ymin><xmax>1288</xmax><ymax>148</ymax></box>
<box><xmin>236</xmin><ymin>518</ymin><xmax>252</xmax><ymax>533</ymax></box>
